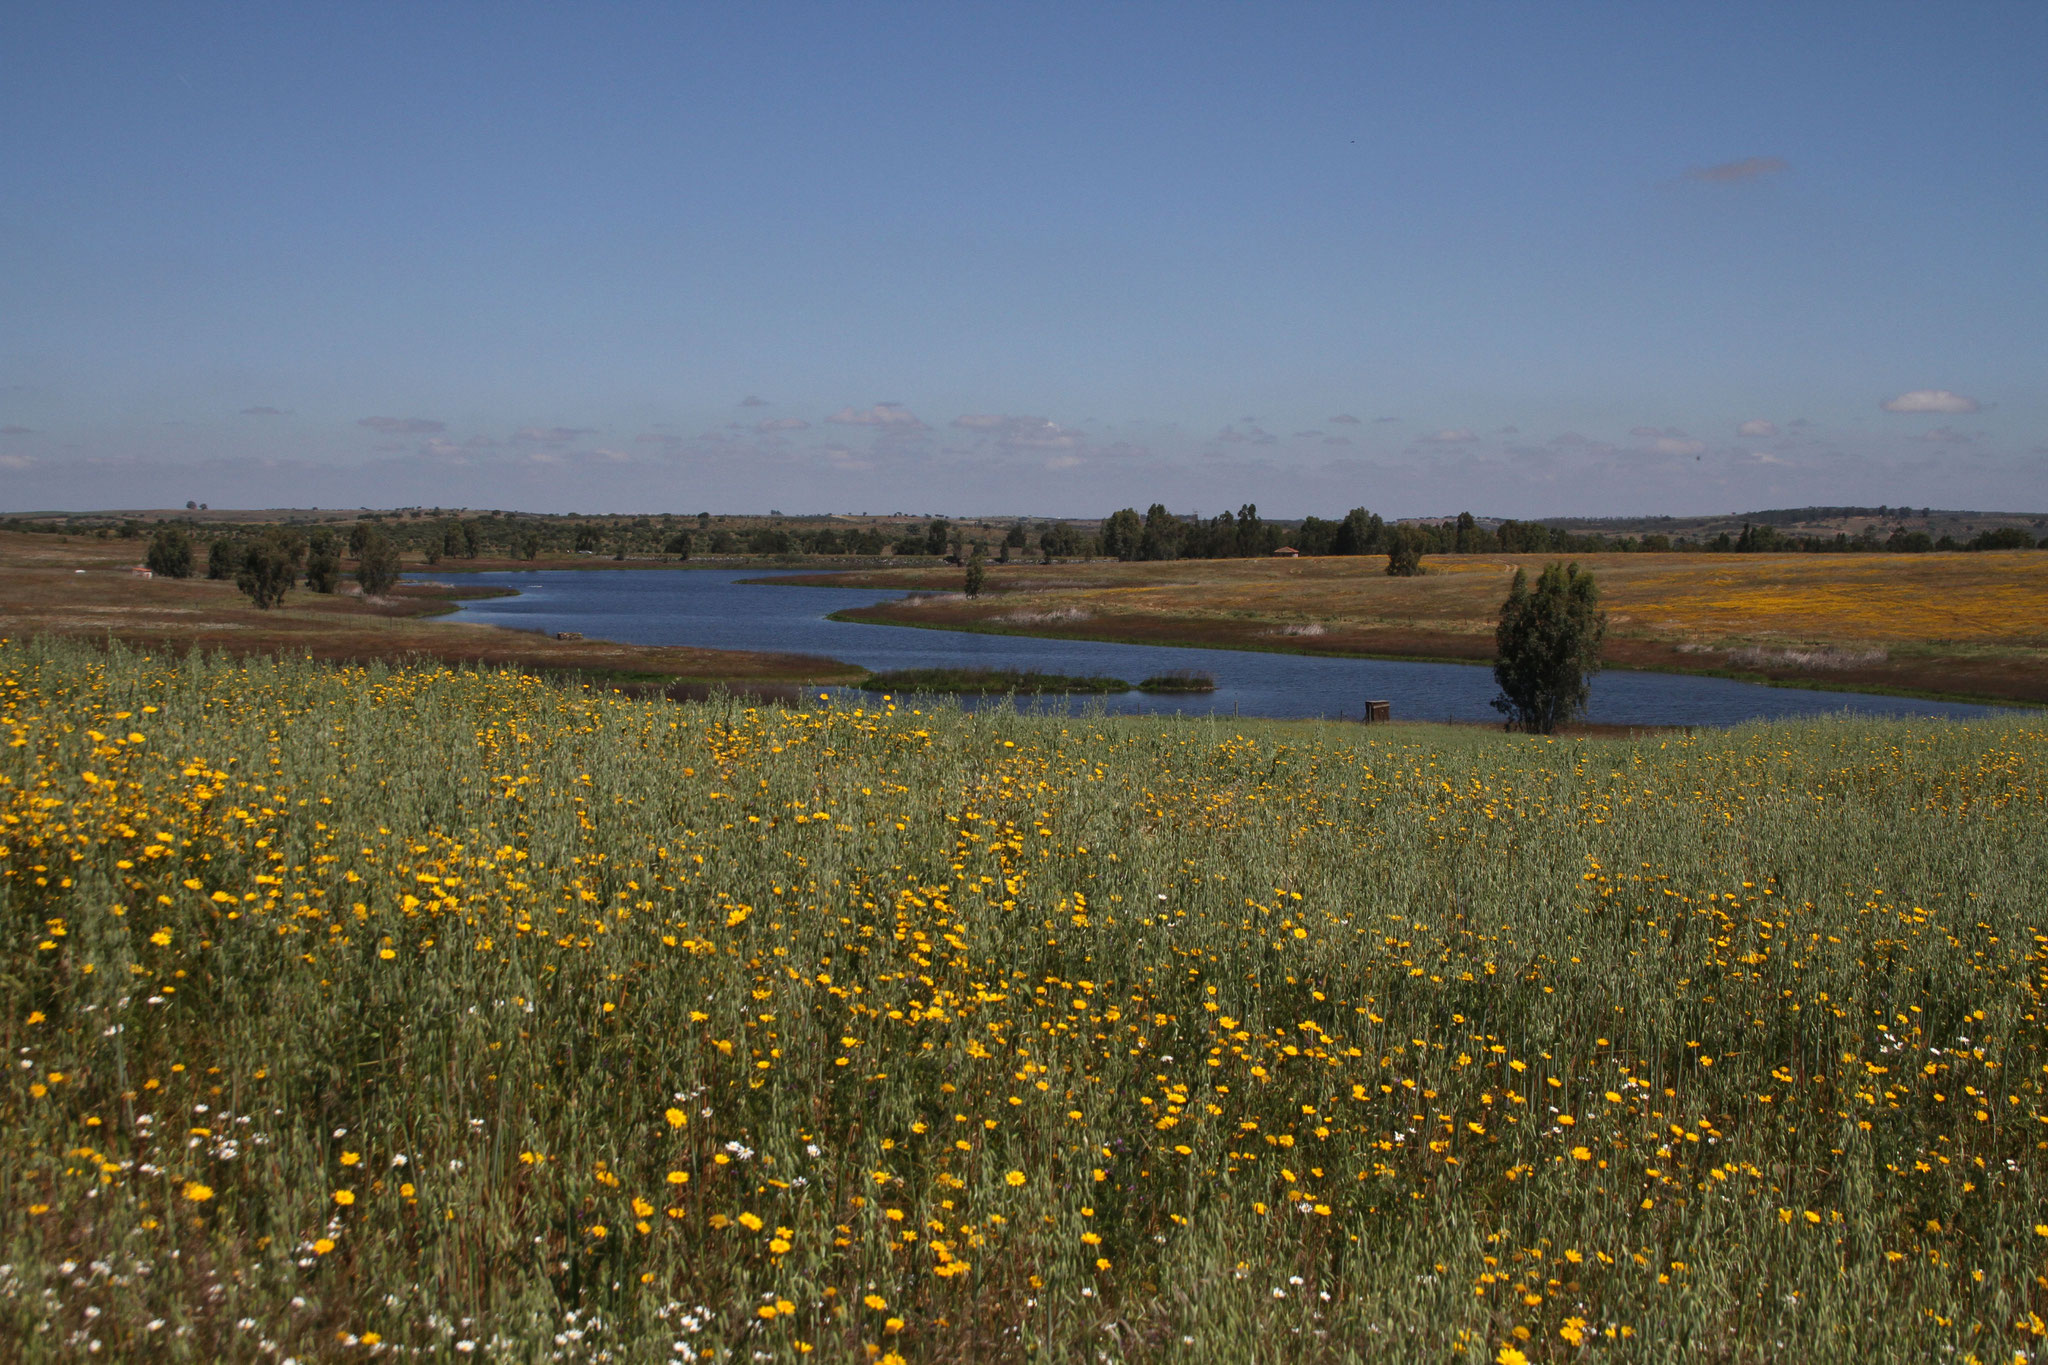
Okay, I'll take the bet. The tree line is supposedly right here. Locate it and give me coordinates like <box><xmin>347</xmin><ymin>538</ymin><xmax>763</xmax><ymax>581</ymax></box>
<box><xmin>1089</xmin><ymin>505</ymin><xmax>2045</xmax><ymax>560</ymax></box>
<box><xmin>144</xmin><ymin>525</ymin><xmax>401</xmax><ymax>609</ymax></box>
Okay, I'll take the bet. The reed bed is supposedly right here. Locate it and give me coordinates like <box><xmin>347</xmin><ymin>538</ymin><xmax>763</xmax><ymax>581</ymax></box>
<box><xmin>2</xmin><ymin>636</ymin><xmax>2043</xmax><ymax>1362</ymax></box>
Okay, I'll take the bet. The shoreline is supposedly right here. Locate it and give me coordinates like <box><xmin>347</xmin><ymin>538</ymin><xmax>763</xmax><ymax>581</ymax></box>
<box><xmin>815</xmin><ymin>601</ymin><xmax>2041</xmax><ymax>711</ymax></box>
<box><xmin>433</xmin><ymin>566</ymin><xmax>2032</xmax><ymax>715</ymax></box>
<box><xmin>0</xmin><ymin>535</ymin><xmax>864</xmax><ymax>690</ymax></box>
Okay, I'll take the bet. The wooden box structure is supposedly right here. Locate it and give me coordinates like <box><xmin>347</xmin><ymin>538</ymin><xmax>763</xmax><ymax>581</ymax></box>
<box><xmin>1362</xmin><ymin>700</ymin><xmax>1391</xmax><ymax>723</ymax></box>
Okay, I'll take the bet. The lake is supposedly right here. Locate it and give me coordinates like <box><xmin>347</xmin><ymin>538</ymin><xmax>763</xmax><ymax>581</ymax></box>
<box><xmin>420</xmin><ymin>568</ymin><xmax>2011</xmax><ymax>727</ymax></box>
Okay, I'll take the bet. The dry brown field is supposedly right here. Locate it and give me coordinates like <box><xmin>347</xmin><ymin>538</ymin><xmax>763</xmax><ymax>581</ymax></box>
<box><xmin>0</xmin><ymin>531</ymin><xmax>859</xmax><ymax>686</ymax></box>
<box><xmin>783</xmin><ymin>550</ymin><xmax>2048</xmax><ymax>704</ymax></box>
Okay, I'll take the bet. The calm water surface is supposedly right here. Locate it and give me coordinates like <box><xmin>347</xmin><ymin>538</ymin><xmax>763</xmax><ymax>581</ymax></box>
<box><xmin>419</xmin><ymin>568</ymin><xmax>2010</xmax><ymax>727</ymax></box>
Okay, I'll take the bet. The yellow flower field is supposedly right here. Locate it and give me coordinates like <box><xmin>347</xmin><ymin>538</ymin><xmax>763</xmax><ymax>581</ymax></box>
<box><xmin>2</xmin><ymin>636</ymin><xmax>2044</xmax><ymax>1360</ymax></box>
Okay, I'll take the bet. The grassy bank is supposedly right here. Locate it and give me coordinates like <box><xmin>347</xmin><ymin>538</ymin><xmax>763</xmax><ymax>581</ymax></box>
<box><xmin>3</xmin><ymin>636</ymin><xmax>2044</xmax><ymax>1361</ymax></box>
<box><xmin>782</xmin><ymin>551</ymin><xmax>2048</xmax><ymax>707</ymax></box>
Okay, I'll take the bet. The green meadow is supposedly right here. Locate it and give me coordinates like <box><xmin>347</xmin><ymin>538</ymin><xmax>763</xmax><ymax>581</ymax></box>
<box><xmin>3</xmin><ymin>636</ymin><xmax>2044</xmax><ymax>1361</ymax></box>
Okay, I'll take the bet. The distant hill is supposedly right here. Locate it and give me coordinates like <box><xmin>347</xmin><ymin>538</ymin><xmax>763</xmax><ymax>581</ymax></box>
<box><xmin>1537</xmin><ymin>506</ymin><xmax>2047</xmax><ymax>541</ymax></box>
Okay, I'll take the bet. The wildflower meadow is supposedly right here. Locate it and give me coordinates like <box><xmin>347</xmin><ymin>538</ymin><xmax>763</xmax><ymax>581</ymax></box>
<box><xmin>2</xmin><ymin>636</ymin><xmax>2044</xmax><ymax>1361</ymax></box>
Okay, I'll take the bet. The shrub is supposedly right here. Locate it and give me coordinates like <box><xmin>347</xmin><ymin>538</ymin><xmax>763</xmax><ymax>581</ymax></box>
<box><xmin>1384</xmin><ymin>525</ymin><xmax>1424</xmax><ymax>577</ymax></box>
<box><xmin>355</xmin><ymin>527</ymin><xmax>401</xmax><ymax>598</ymax></box>
<box><xmin>304</xmin><ymin>530</ymin><xmax>341</xmax><ymax>594</ymax></box>
<box><xmin>235</xmin><ymin>530</ymin><xmax>302</xmax><ymax>609</ymax></box>
<box><xmin>205</xmin><ymin>537</ymin><xmax>241</xmax><ymax>580</ymax></box>
<box><xmin>144</xmin><ymin>526</ymin><xmax>193</xmax><ymax>579</ymax></box>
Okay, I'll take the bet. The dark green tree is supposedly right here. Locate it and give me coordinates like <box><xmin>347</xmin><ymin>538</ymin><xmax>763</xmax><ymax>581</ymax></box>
<box><xmin>1234</xmin><ymin>504</ymin><xmax>1264</xmax><ymax>557</ymax></box>
<box><xmin>355</xmin><ymin>527</ymin><xmax>401</xmax><ymax>597</ymax></box>
<box><xmin>1040</xmin><ymin>522</ymin><xmax>1084</xmax><ymax>562</ymax></box>
<box><xmin>1099</xmin><ymin>508</ymin><xmax>1143</xmax><ymax>561</ymax></box>
<box><xmin>145</xmin><ymin>526</ymin><xmax>193</xmax><ymax>578</ymax></box>
<box><xmin>235</xmin><ymin>530</ymin><xmax>303</xmax><ymax>609</ymax></box>
<box><xmin>664</xmin><ymin>531</ymin><xmax>694</xmax><ymax>558</ymax></box>
<box><xmin>924</xmin><ymin>519</ymin><xmax>952</xmax><ymax>557</ymax></box>
<box><xmin>964</xmin><ymin>545</ymin><xmax>987</xmax><ymax>598</ymax></box>
<box><xmin>205</xmin><ymin>536</ymin><xmax>241</xmax><ymax>580</ymax></box>
<box><xmin>1967</xmin><ymin>527</ymin><xmax>2037</xmax><ymax>551</ymax></box>
<box><xmin>1384</xmin><ymin>525</ymin><xmax>1425</xmax><ymax>577</ymax></box>
<box><xmin>1332</xmin><ymin>507</ymin><xmax>1383</xmax><ymax>555</ymax></box>
<box><xmin>1139</xmin><ymin>504</ymin><xmax>1183</xmax><ymax>561</ymax></box>
<box><xmin>1453</xmin><ymin>511</ymin><xmax>1487</xmax><ymax>553</ymax></box>
<box><xmin>1490</xmin><ymin>561</ymin><xmax>1607</xmax><ymax>733</ymax></box>
<box><xmin>304</xmin><ymin>530</ymin><xmax>342</xmax><ymax>593</ymax></box>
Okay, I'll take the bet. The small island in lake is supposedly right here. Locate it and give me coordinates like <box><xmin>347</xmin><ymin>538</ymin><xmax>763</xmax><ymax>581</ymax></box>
<box><xmin>1136</xmin><ymin>670</ymin><xmax>1218</xmax><ymax>693</ymax></box>
<box><xmin>857</xmin><ymin>667</ymin><xmax>1131</xmax><ymax>694</ymax></box>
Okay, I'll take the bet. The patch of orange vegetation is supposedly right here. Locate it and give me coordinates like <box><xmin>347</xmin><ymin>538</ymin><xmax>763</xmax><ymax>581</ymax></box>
<box><xmin>1614</xmin><ymin>554</ymin><xmax>2048</xmax><ymax>645</ymax></box>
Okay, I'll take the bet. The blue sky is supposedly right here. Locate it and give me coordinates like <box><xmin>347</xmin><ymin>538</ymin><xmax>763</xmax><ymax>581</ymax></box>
<box><xmin>3</xmin><ymin>2</ymin><xmax>2043</xmax><ymax>517</ymax></box>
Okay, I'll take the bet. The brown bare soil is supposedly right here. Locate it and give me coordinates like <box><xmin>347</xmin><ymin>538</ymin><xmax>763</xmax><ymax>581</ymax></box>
<box><xmin>0</xmin><ymin>532</ymin><xmax>860</xmax><ymax>686</ymax></box>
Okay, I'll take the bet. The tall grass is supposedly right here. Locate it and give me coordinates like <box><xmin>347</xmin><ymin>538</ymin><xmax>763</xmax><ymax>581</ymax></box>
<box><xmin>2</xmin><ymin>636</ymin><xmax>2043</xmax><ymax>1361</ymax></box>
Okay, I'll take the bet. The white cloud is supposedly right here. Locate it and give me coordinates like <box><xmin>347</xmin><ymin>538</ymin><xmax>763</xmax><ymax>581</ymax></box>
<box><xmin>1420</xmin><ymin>428</ymin><xmax>1476</xmax><ymax>444</ymax></box>
<box><xmin>0</xmin><ymin>453</ymin><xmax>32</xmax><ymax>470</ymax></box>
<box><xmin>820</xmin><ymin>444</ymin><xmax>874</xmax><ymax>473</ymax></box>
<box><xmin>1549</xmin><ymin>432</ymin><xmax>1618</xmax><ymax>455</ymax></box>
<box><xmin>1737</xmin><ymin>419</ymin><xmax>1777</xmax><ymax>438</ymax></box>
<box><xmin>1327</xmin><ymin>414</ymin><xmax>1361</xmax><ymax>426</ymax></box>
<box><xmin>239</xmin><ymin>406</ymin><xmax>287</xmax><ymax>417</ymax></box>
<box><xmin>512</xmin><ymin>426</ymin><xmax>595</xmax><ymax>444</ymax></box>
<box><xmin>1882</xmin><ymin>389</ymin><xmax>1979</xmax><ymax>414</ymax></box>
<box><xmin>739</xmin><ymin>395</ymin><xmax>769</xmax><ymax>407</ymax></box>
<box><xmin>1007</xmin><ymin>422</ymin><xmax>1081</xmax><ymax>450</ymax></box>
<box><xmin>1625</xmin><ymin>425</ymin><xmax>1705</xmax><ymax>457</ymax></box>
<box><xmin>1686</xmin><ymin>156</ymin><xmax>1788</xmax><ymax>183</ymax></box>
<box><xmin>1914</xmin><ymin>425</ymin><xmax>1976</xmax><ymax>445</ymax></box>
<box><xmin>955</xmin><ymin>414</ymin><xmax>1082</xmax><ymax>449</ymax></box>
<box><xmin>1045</xmin><ymin>454</ymin><xmax>1084</xmax><ymax>471</ymax></box>
<box><xmin>357</xmin><ymin>415</ymin><xmax>445</xmax><ymax>434</ymax></box>
<box><xmin>828</xmin><ymin>403</ymin><xmax>925</xmax><ymax>428</ymax></box>
<box><xmin>1212</xmin><ymin>424</ymin><xmax>1277</xmax><ymax>446</ymax></box>
<box><xmin>755</xmin><ymin>417</ymin><xmax>810</xmax><ymax>432</ymax></box>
